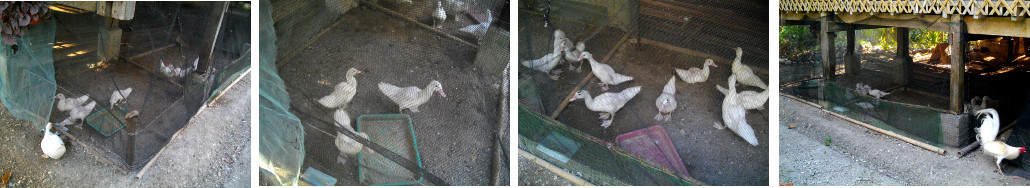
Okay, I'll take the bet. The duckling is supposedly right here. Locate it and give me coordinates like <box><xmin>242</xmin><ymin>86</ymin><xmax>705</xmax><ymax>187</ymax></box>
<box><xmin>41</xmin><ymin>122</ymin><xmax>66</xmax><ymax>159</ymax></box>
<box><xmin>378</xmin><ymin>80</ymin><xmax>446</xmax><ymax>113</ymax></box>
<box><xmin>55</xmin><ymin>93</ymin><xmax>89</xmax><ymax>112</ymax></box>
<box><xmin>675</xmin><ymin>59</ymin><xmax>717</xmax><ymax>83</ymax></box>
<box><xmin>433</xmin><ymin>1</ymin><xmax>446</xmax><ymax>28</ymax></box>
<box><xmin>581</xmin><ymin>52</ymin><xmax>634</xmax><ymax>91</ymax></box>
<box><xmin>717</xmin><ymin>76</ymin><xmax>759</xmax><ymax>146</ymax></box>
<box><xmin>318</xmin><ymin>68</ymin><xmax>362</xmax><ymax>109</ymax></box>
<box><xmin>570</xmin><ymin>86</ymin><xmax>642</xmax><ymax>128</ymax></box>
<box><xmin>731</xmin><ymin>47</ymin><xmax>767</xmax><ymax>89</ymax></box>
<box><xmin>65</xmin><ymin>101</ymin><xmax>96</xmax><ymax>129</ymax></box>
<box><xmin>655</xmin><ymin>77</ymin><xmax>677</xmax><ymax>121</ymax></box>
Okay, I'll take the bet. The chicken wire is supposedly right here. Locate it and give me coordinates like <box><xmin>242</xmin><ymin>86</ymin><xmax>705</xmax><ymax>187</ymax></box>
<box><xmin>264</xmin><ymin>0</ymin><xmax>507</xmax><ymax>185</ymax></box>
<box><xmin>0</xmin><ymin>17</ymin><xmax>57</xmax><ymax>130</ymax></box>
<box><xmin>518</xmin><ymin>104</ymin><xmax>691</xmax><ymax>186</ymax></box>
<box><xmin>48</xmin><ymin>1</ymin><xmax>250</xmax><ymax>170</ymax></box>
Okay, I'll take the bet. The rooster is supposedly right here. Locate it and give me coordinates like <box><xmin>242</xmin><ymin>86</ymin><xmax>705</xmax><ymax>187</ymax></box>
<box><xmin>975</xmin><ymin>108</ymin><xmax>1026</xmax><ymax>175</ymax></box>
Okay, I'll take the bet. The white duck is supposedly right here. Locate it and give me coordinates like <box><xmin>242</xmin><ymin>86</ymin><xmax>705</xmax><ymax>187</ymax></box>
<box><xmin>41</xmin><ymin>122</ymin><xmax>66</xmax><ymax>159</ymax></box>
<box><xmin>55</xmin><ymin>93</ymin><xmax>89</xmax><ymax>112</ymax></box>
<box><xmin>581</xmin><ymin>52</ymin><xmax>634</xmax><ymax>91</ymax></box>
<box><xmin>159</xmin><ymin>60</ymin><xmax>175</xmax><ymax>77</ymax></box>
<box><xmin>675</xmin><ymin>58</ymin><xmax>718</xmax><ymax>84</ymax></box>
<box><xmin>716</xmin><ymin>82</ymin><xmax>769</xmax><ymax>110</ymax></box>
<box><xmin>110</xmin><ymin>87</ymin><xmax>132</xmax><ymax>108</ymax></box>
<box><xmin>318</xmin><ymin>68</ymin><xmax>362</xmax><ymax>109</ymax></box>
<box><xmin>569</xmin><ymin>86</ymin><xmax>641</xmax><ymax>128</ymax></box>
<box><xmin>433</xmin><ymin>1</ymin><xmax>446</xmax><ymax>28</ymax></box>
<box><xmin>730</xmin><ymin>47</ymin><xmax>767</xmax><ymax>89</ymax></box>
<box><xmin>855</xmin><ymin>83</ymin><xmax>869</xmax><ymax>95</ymax></box>
<box><xmin>869</xmin><ymin>89</ymin><xmax>890</xmax><ymax>99</ymax></box>
<box><xmin>378</xmin><ymin>80</ymin><xmax>446</xmax><ymax>113</ymax></box>
<box><xmin>717</xmin><ymin>76</ymin><xmax>759</xmax><ymax>146</ymax></box>
<box><xmin>563</xmin><ymin>41</ymin><xmax>586</xmax><ymax>73</ymax></box>
<box><xmin>654</xmin><ymin>77</ymin><xmax>677</xmax><ymax>121</ymax></box>
<box><xmin>333</xmin><ymin>109</ymin><xmax>369</xmax><ymax>158</ymax></box>
<box><xmin>521</xmin><ymin>39</ymin><xmax>565</xmax><ymax>80</ymax></box>
<box><xmin>64</xmin><ymin>101</ymin><xmax>96</xmax><ymax>128</ymax></box>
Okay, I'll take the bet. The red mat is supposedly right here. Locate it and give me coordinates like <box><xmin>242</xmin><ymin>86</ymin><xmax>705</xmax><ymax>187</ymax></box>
<box><xmin>615</xmin><ymin>125</ymin><xmax>689</xmax><ymax>177</ymax></box>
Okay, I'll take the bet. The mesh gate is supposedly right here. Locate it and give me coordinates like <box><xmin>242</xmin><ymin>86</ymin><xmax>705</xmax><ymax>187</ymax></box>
<box><xmin>47</xmin><ymin>1</ymin><xmax>250</xmax><ymax>170</ymax></box>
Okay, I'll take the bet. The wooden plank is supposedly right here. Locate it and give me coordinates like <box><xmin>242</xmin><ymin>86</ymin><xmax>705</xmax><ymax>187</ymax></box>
<box><xmin>550</xmin><ymin>30</ymin><xmax>633</xmax><ymax>119</ymax></box>
<box><xmin>950</xmin><ymin>17</ymin><xmax>966</xmax><ymax>113</ymax></box>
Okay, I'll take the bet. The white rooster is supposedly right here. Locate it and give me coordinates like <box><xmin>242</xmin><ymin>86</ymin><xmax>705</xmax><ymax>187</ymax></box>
<box><xmin>975</xmin><ymin>108</ymin><xmax>1026</xmax><ymax>175</ymax></box>
<box><xmin>110</xmin><ymin>87</ymin><xmax>132</xmax><ymax>108</ymax></box>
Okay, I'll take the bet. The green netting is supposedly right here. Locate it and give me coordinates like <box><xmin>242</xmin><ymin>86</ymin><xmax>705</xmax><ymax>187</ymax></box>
<box><xmin>518</xmin><ymin>104</ymin><xmax>692</xmax><ymax>186</ymax></box>
<box><xmin>791</xmin><ymin>81</ymin><xmax>947</xmax><ymax>146</ymax></box>
<box><xmin>0</xmin><ymin>18</ymin><xmax>57</xmax><ymax>129</ymax></box>
<box><xmin>258</xmin><ymin>0</ymin><xmax>305</xmax><ymax>185</ymax></box>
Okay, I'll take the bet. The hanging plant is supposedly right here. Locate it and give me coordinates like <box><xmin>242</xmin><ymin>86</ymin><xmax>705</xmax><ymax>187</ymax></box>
<box><xmin>0</xmin><ymin>2</ymin><xmax>53</xmax><ymax>45</ymax></box>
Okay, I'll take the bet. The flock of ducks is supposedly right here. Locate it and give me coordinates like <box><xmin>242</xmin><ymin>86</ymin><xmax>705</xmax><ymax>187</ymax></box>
<box><xmin>43</xmin><ymin>87</ymin><xmax>135</xmax><ymax>160</ymax></box>
<box><xmin>523</xmin><ymin>30</ymin><xmax>769</xmax><ymax>146</ymax></box>
<box><xmin>320</xmin><ymin>68</ymin><xmax>446</xmax><ymax>163</ymax></box>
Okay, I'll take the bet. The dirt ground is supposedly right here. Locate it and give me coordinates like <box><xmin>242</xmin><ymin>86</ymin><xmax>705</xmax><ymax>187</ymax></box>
<box><xmin>518</xmin><ymin>13</ymin><xmax>769</xmax><ymax>185</ymax></box>
<box><xmin>275</xmin><ymin>7</ymin><xmax>506</xmax><ymax>186</ymax></box>
<box><xmin>517</xmin><ymin>155</ymin><xmax>574</xmax><ymax>186</ymax></box>
<box><xmin>0</xmin><ymin>74</ymin><xmax>251</xmax><ymax>187</ymax></box>
<box><xmin>780</xmin><ymin>96</ymin><xmax>1030</xmax><ymax>186</ymax></box>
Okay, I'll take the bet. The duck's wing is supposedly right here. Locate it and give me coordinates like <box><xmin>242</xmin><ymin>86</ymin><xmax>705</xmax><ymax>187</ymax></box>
<box><xmin>378</xmin><ymin>82</ymin><xmax>421</xmax><ymax>103</ymax></box>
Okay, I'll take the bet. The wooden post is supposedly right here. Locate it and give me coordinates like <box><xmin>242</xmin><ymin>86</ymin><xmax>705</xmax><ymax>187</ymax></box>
<box><xmin>894</xmin><ymin>27</ymin><xmax>911</xmax><ymax>85</ymax></box>
<box><xmin>950</xmin><ymin>18</ymin><xmax>966</xmax><ymax>113</ymax></box>
<box><xmin>198</xmin><ymin>2</ymin><xmax>229</xmax><ymax>75</ymax></box>
<box><xmin>845</xmin><ymin>26</ymin><xmax>860</xmax><ymax>75</ymax></box>
<box><xmin>820</xmin><ymin>17</ymin><xmax>837</xmax><ymax>78</ymax></box>
<box><xmin>125</xmin><ymin>110</ymin><xmax>137</xmax><ymax>166</ymax></box>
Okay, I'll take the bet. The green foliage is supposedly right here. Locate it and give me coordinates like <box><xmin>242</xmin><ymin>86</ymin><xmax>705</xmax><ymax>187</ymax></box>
<box><xmin>824</xmin><ymin>136</ymin><xmax>832</xmax><ymax>146</ymax></box>
<box><xmin>909</xmin><ymin>28</ymin><xmax>948</xmax><ymax>49</ymax></box>
<box><xmin>779</xmin><ymin>25</ymin><xmax>818</xmax><ymax>60</ymax></box>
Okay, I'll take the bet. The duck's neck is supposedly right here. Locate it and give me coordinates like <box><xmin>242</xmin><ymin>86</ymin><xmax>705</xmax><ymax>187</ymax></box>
<box><xmin>346</xmin><ymin>71</ymin><xmax>359</xmax><ymax>84</ymax></box>
<box><xmin>702</xmin><ymin>64</ymin><xmax>711</xmax><ymax>76</ymax></box>
<box><xmin>580</xmin><ymin>93</ymin><xmax>598</xmax><ymax>111</ymax></box>
<box><xmin>418</xmin><ymin>83</ymin><xmax>437</xmax><ymax>103</ymax></box>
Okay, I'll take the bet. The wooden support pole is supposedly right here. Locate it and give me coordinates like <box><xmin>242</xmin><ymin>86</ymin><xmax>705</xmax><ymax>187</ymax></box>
<box><xmin>198</xmin><ymin>2</ymin><xmax>229</xmax><ymax>75</ymax></box>
<box><xmin>895</xmin><ymin>27</ymin><xmax>911</xmax><ymax>85</ymax></box>
<box><xmin>950</xmin><ymin>18</ymin><xmax>966</xmax><ymax>113</ymax></box>
<box><xmin>549</xmin><ymin>31</ymin><xmax>633</xmax><ymax>119</ymax></box>
<box><xmin>844</xmin><ymin>25</ymin><xmax>859</xmax><ymax>75</ymax></box>
<box><xmin>820</xmin><ymin>17</ymin><xmax>838</xmax><ymax>78</ymax></box>
<box><xmin>124</xmin><ymin>109</ymin><xmax>137</xmax><ymax>166</ymax></box>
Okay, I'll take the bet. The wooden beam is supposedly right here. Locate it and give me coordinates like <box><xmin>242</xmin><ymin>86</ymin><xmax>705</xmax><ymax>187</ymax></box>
<box><xmin>844</xmin><ymin>26</ymin><xmax>859</xmax><ymax>76</ymax></box>
<box><xmin>950</xmin><ymin>17</ymin><xmax>966</xmax><ymax>113</ymax></box>
<box><xmin>895</xmin><ymin>27</ymin><xmax>912</xmax><ymax>85</ymax></box>
<box><xmin>820</xmin><ymin>17</ymin><xmax>837</xmax><ymax>79</ymax></box>
<box><xmin>197</xmin><ymin>2</ymin><xmax>229</xmax><ymax>75</ymax></box>
<box><xmin>640</xmin><ymin>38</ymin><xmax>768</xmax><ymax>75</ymax></box>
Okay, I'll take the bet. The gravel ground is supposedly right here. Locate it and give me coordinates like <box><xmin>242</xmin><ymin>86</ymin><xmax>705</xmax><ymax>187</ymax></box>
<box><xmin>517</xmin><ymin>155</ymin><xmax>574</xmax><ymax>186</ymax></box>
<box><xmin>0</xmin><ymin>73</ymin><xmax>251</xmax><ymax>187</ymax></box>
<box><xmin>780</xmin><ymin>96</ymin><xmax>1030</xmax><ymax>186</ymax></box>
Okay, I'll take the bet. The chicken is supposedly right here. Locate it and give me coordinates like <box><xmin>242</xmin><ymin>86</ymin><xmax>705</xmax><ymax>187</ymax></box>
<box><xmin>654</xmin><ymin>77</ymin><xmax>676</xmax><ymax>121</ymax></box>
<box><xmin>569</xmin><ymin>86</ymin><xmax>641</xmax><ymax>128</ymax></box>
<box><xmin>55</xmin><ymin>93</ymin><xmax>89</xmax><ymax>112</ymax></box>
<box><xmin>110</xmin><ymin>87</ymin><xmax>132</xmax><ymax>108</ymax></box>
<box><xmin>159</xmin><ymin>60</ymin><xmax>174</xmax><ymax>77</ymax></box>
<box><xmin>521</xmin><ymin>39</ymin><xmax>565</xmax><ymax>80</ymax></box>
<box><xmin>717</xmin><ymin>76</ymin><xmax>759</xmax><ymax>146</ymax></box>
<box><xmin>581</xmin><ymin>52</ymin><xmax>634</xmax><ymax>91</ymax></box>
<box><xmin>433</xmin><ymin>1</ymin><xmax>446</xmax><ymax>28</ymax></box>
<box><xmin>41</xmin><ymin>122</ymin><xmax>66</xmax><ymax>159</ymax></box>
<box><xmin>66</xmin><ymin>101</ymin><xmax>96</xmax><ymax>129</ymax></box>
<box><xmin>318</xmin><ymin>68</ymin><xmax>362</xmax><ymax>109</ymax></box>
<box><xmin>730</xmin><ymin>47</ymin><xmax>767</xmax><ymax>89</ymax></box>
<box><xmin>975</xmin><ymin>108</ymin><xmax>1026</xmax><ymax>175</ymax></box>
<box><xmin>377</xmin><ymin>80</ymin><xmax>446</xmax><ymax>113</ymax></box>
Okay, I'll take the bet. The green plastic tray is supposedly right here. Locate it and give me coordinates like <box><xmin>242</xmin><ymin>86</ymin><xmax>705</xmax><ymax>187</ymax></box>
<box><xmin>356</xmin><ymin>114</ymin><xmax>423</xmax><ymax>186</ymax></box>
<box><xmin>85</xmin><ymin>105</ymin><xmax>129</xmax><ymax>136</ymax></box>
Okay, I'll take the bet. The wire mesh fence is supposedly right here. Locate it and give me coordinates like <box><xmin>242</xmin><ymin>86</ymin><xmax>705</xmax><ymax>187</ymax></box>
<box><xmin>43</xmin><ymin>1</ymin><xmax>250</xmax><ymax>170</ymax></box>
<box><xmin>262</xmin><ymin>0</ymin><xmax>508</xmax><ymax>185</ymax></box>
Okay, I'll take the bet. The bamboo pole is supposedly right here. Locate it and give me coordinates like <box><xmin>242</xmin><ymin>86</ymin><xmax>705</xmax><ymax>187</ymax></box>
<box><xmin>519</xmin><ymin>149</ymin><xmax>595</xmax><ymax>186</ymax></box>
<box><xmin>549</xmin><ymin>30</ymin><xmax>633</xmax><ymax>118</ymax></box>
